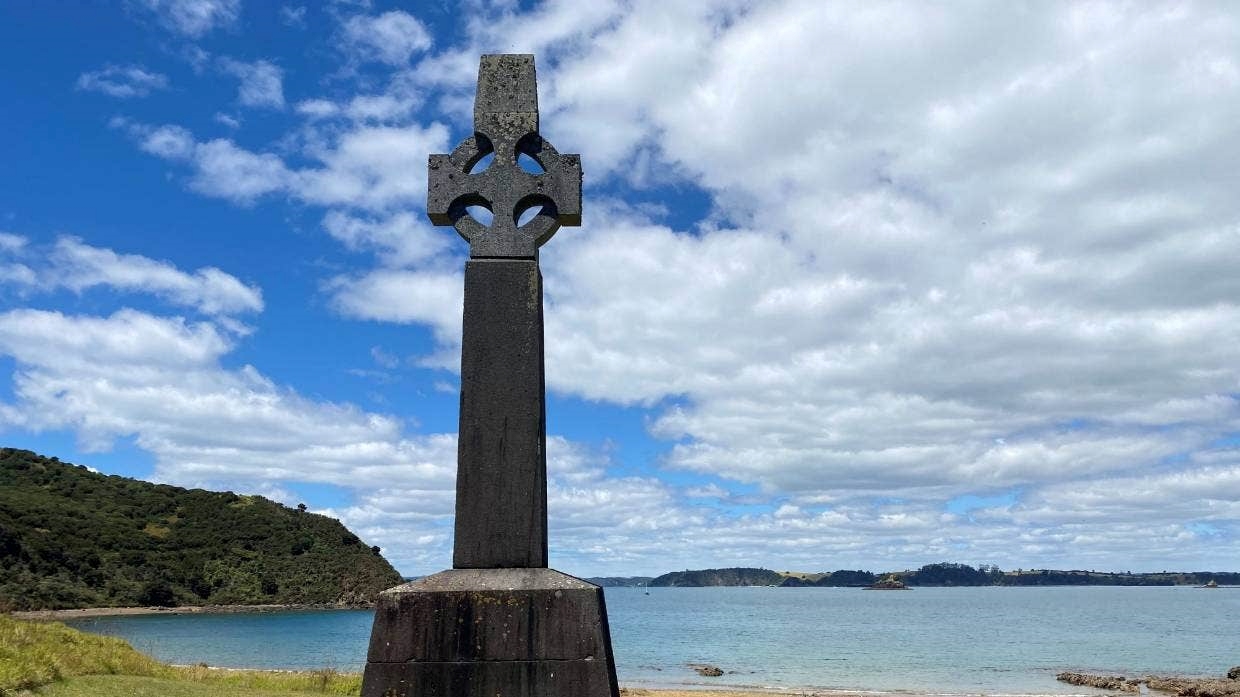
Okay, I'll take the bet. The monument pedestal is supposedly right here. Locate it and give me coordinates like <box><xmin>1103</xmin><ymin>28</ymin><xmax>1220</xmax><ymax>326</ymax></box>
<box><xmin>361</xmin><ymin>568</ymin><xmax>620</xmax><ymax>697</ymax></box>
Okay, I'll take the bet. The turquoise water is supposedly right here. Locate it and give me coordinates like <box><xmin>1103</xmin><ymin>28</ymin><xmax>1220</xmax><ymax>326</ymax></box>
<box><xmin>67</xmin><ymin>586</ymin><xmax>1240</xmax><ymax>694</ymax></box>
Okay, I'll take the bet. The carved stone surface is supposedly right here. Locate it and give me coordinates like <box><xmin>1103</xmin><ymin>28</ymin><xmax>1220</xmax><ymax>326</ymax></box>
<box><xmin>427</xmin><ymin>54</ymin><xmax>582</xmax><ymax>259</ymax></box>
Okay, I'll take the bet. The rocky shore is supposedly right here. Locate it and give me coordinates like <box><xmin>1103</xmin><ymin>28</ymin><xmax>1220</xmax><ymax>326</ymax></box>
<box><xmin>1058</xmin><ymin>668</ymin><xmax>1240</xmax><ymax>697</ymax></box>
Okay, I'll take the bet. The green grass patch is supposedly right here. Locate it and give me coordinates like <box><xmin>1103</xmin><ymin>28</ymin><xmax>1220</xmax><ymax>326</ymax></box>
<box><xmin>37</xmin><ymin>674</ymin><xmax>349</xmax><ymax>697</ymax></box>
<box><xmin>165</xmin><ymin>665</ymin><xmax>360</xmax><ymax>695</ymax></box>
<box><xmin>0</xmin><ymin>615</ymin><xmax>360</xmax><ymax>696</ymax></box>
<box><xmin>0</xmin><ymin>614</ymin><xmax>165</xmax><ymax>694</ymax></box>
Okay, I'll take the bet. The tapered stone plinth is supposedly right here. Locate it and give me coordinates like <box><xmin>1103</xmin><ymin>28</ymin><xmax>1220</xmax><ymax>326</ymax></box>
<box><xmin>361</xmin><ymin>569</ymin><xmax>619</xmax><ymax>697</ymax></box>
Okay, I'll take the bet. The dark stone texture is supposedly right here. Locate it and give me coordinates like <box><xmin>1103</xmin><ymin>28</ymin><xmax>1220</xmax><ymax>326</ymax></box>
<box><xmin>362</xmin><ymin>569</ymin><xmax>620</xmax><ymax>697</ymax></box>
<box><xmin>361</xmin><ymin>660</ymin><xmax>614</xmax><ymax>697</ymax></box>
<box><xmin>363</xmin><ymin>53</ymin><xmax>618</xmax><ymax>697</ymax></box>
<box><xmin>427</xmin><ymin>54</ymin><xmax>581</xmax><ymax>259</ymax></box>
<box><xmin>454</xmin><ymin>259</ymin><xmax>547</xmax><ymax>569</ymax></box>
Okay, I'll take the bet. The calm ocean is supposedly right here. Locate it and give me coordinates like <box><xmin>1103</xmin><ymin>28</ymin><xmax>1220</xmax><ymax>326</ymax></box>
<box><xmin>66</xmin><ymin>586</ymin><xmax>1240</xmax><ymax>694</ymax></box>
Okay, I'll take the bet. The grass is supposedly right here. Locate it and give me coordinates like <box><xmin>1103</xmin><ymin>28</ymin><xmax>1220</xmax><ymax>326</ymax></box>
<box><xmin>0</xmin><ymin>615</ymin><xmax>360</xmax><ymax>697</ymax></box>
<box><xmin>163</xmin><ymin>665</ymin><xmax>360</xmax><ymax>695</ymax></box>
<box><xmin>0</xmin><ymin>614</ymin><xmax>165</xmax><ymax>694</ymax></box>
<box><xmin>36</xmin><ymin>675</ymin><xmax>347</xmax><ymax>697</ymax></box>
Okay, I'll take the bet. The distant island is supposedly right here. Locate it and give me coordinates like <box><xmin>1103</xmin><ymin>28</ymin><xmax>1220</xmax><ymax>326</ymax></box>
<box><xmin>6</xmin><ymin>447</ymin><xmax>1238</xmax><ymax>613</ymax></box>
<box><xmin>592</xmin><ymin>564</ymin><xmax>1240</xmax><ymax>588</ymax></box>
<box><xmin>0</xmin><ymin>448</ymin><xmax>402</xmax><ymax>611</ymax></box>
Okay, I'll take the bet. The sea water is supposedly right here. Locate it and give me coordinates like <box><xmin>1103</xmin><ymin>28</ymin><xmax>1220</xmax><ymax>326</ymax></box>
<box><xmin>66</xmin><ymin>585</ymin><xmax>1240</xmax><ymax>694</ymax></box>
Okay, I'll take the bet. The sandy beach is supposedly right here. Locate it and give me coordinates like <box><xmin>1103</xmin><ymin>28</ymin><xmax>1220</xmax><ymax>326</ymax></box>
<box><xmin>622</xmin><ymin>691</ymin><xmax>854</xmax><ymax>696</ymax></box>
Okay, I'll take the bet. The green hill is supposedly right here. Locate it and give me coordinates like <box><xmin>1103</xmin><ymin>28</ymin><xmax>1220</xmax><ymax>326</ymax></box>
<box><xmin>0</xmin><ymin>448</ymin><xmax>403</xmax><ymax>611</ymax></box>
<box><xmin>650</xmin><ymin>567</ymin><xmax>785</xmax><ymax>587</ymax></box>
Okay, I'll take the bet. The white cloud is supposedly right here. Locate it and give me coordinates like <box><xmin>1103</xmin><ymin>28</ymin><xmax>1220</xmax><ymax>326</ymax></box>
<box><xmin>134</xmin><ymin>123</ymin><xmax>196</xmax><ymax>159</ymax></box>
<box><xmin>76</xmin><ymin>64</ymin><xmax>169</xmax><ymax>98</ymax></box>
<box><xmin>322</xmin><ymin>210</ymin><xmax>452</xmax><ymax>266</ymax></box>
<box><xmin>49</xmin><ymin>237</ymin><xmax>263</xmax><ymax>315</ymax></box>
<box><xmin>280</xmin><ymin>5</ymin><xmax>306</xmax><ymax>27</ymax></box>
<box><xmin>295</xmin><ymin>94</ymin><xmax>417</xmax><ymax>123</ymax></box>
<box><xmin>295</xmin><ymin>124</ymin><xmax>448</xmax><ymax>209</ymax></box>
<box><xmin>0</xmin><ymin>236</ymin><xmax>261</xmax><ymax>316</ymax></box>
<box><xmin>0</xmin><ymin>232</ymin><xmax>26</xmax><ymax>253</ymax></box>
<box><xmin>341</xmin><ymin>10</ymin><xmax>432</xmax><ymax>66</ymax></box>
<box><xmin>214</xmin><ymin>112</ymin><xmax>242</xmax><ymax>129</ymax></box>
<box><xmin>327</xmin><ymin>268</ymin><xmax>462</xmax><ymax>355</ymax></box>
<box><xmin>133</xmin><ymin>0</ymin><xmax>241</xmax><ymax>37</ymax></box>
<box><xmin>190</xmin><ymin>139</ymin><xmax>291</xmax><ymax>200</ymax></box>
<box><xmin>343</xmin><ymin>94</ymin><xmax>416</xmax><ymax>122</ymax></box>
<box><xmin>219</xmin><ymin>58</ymin><xmax>285</xmax><ymax>109</ymax></box>
<box><xmin>0</xmin><ymin>307</ymin><xmax>455</xmax><ymax>511</ymax></box>
<box><xmin>124</xmin><ymin>120</ymin><xmax>448</xmax><ymax>209</ymax></box>
<box><xmin>296</xmin><ymin>99</ymin><xmax>338</xmax><ymax>119</ymax></box>
<box><xmin>0</xmin><ymin>264</ymin><xmax>36</xmax><ymax>286</ymax></box>
<box><xmin>84</xmin><ymin>1</ymin><xmax>1240</xmax><ymax>573</ymax></box>
<box><xmin>376</xmin><ymin>1</ymin><xmax>1240</xmax><ymax>504</ymax></box>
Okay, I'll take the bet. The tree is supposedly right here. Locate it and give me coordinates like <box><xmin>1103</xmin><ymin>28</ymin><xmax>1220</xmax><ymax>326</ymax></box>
<box><xmin>137</xmin><ymin>579</ymin><xmax>177</xmax><ymax>607</ymax></box>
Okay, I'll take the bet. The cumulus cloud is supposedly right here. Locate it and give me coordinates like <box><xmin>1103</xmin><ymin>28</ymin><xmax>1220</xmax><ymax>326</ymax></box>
<box><xmin>295</xmin><ymin>93</ymin><xmax>420</xmax><ymax>124</ymax></box>
<box><xmin>0</xmin><ymin>307</ymin><xmax>454</xmax><ymax>491</ymax></box>
<box><xmin>219</xmin><ymin>58</ymin><xmax>285</xmax><ymax>109</ymax></box>
<box><xmin>76</xmin><ymin>64</ymin><xmax>169</xmax><ymax>98</ymax></box>
<box><xmin>86</xmin><ymin>1</ymin><xmax>1240</xmax><ymax>573</ymax></box>
<box><xmin>323</xmin><ymin>1</ymin><xmax>1240</xmax><ymax>572</ymax></box>
<box><xmin>374</xmin><ymin>2</ymin><xmax>1240</xmax><ymax>497</ymax></box>
<box><xmin>0</xmin><ymin>232</ymin><xmax>26</xmax><ymax>253</ymax></box>
<box><xmin>132</xmin><ymin>0</ymin><xmax>240</xmax><ymax>37</ymax></box>
<box><xmin>340</xmin><ymin>11</ymin><xmax>432</xmax><ymax>66</ymax></box>
<box><xmin>327</xmin><ymin>268</ymin><xmax>462</xmax><ymax>355</ymax></box>
<box><xmin>321</xmin><ymin>210</ymin><xmax>453</xmax><ymax>266</ymax></box>
<box><xmin>51</xmin><ymin>237</ymin><xmax>263</xmax><ymax>315</ymax></box>
<box><xmin>123</xmin><ymin>120</ymin><xmax>448</xmax><ymax>209</ymax></box>
<box><xmin>0</xmin><ymin>236</ymin><xmax>262</xmax><ymax>316</ymax></box>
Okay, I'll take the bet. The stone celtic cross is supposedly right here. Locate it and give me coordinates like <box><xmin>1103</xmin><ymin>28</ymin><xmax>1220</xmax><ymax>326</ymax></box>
<box><xmin>362</xmin><ymin>55</ymin><xmax>618</xmax><ymax>697</ymax></box>
<box><xmin>429</xmin><ymin>54</ymin><xmax>581</xmax><ymax>569</ymax></box>
<box><xmin>427</xmin><ymin>54</ymin><xmax>581</xmax><ymax>259</ymax></box>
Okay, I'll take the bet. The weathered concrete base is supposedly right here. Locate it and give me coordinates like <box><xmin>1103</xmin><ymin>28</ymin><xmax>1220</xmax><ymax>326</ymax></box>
<box><xmin>361</xmin><ymin>568</ymin><xmax>619</xmax><ymax>697</ymax></box>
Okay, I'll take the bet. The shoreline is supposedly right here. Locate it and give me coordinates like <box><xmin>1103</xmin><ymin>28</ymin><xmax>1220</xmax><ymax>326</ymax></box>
<box><xmin>624</xmin><ymin>684</ymin><xmax>907</xmax><ymax>689</ymax></box>
<box><xmin>16</xmin><ymin>609</ymin><xmax>1236</xmax><ymax>697</ymax></box>
<box><xmin>11</xmin><ymin>603</ymin><xmax>368</xmax><ymax>620</ymax></box>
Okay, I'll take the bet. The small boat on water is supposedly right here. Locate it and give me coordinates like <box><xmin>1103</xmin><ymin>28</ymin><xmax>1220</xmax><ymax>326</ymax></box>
<box><xmin>1201</xmin><ymin>580</ymin><xmax>1219</xmax><ymax>589</ymax></box>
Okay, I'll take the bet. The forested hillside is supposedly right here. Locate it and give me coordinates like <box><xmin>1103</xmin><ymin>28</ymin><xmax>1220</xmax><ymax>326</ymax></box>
<box><xmin>651</xmin><ymin>567</ymin><xmax>785</xmax><ymax>587</ymax></box>
<box><xmin>0</xmin><ymin>448</ymin><xmax>403</xmax><ymax>610</ymax></box>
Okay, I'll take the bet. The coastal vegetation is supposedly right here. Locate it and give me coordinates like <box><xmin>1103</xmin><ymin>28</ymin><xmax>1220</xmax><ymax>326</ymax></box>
<box><xmin>650</xmin><ymin>567</ymin><xmax>785</xmax><ymax>587</ymax></box>
<box><xmin>0</xmin><ymin>614</ymin><xmax>360</xmax><ymax>697</ymax></box>
<box><xmin>605</xmin><ymin>563</ymin><xmax>1240</xmax><ymax>588</ymax></box>
<box><xmin>0</xmin><ymin>448</ymin><xmax>402</xmax><ymax>611</ymax></box>
<box><xmin>586</xmin><ymin>575</ymin><xmax>654</xmax><ymax>587</ymax></box>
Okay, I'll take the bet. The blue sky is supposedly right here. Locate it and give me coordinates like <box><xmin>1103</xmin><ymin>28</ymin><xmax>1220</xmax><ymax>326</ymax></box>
<box><xmin>2</xmin><ymin>0</ymin><xmax>1239</xmax><ymax>577</ymax></box>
